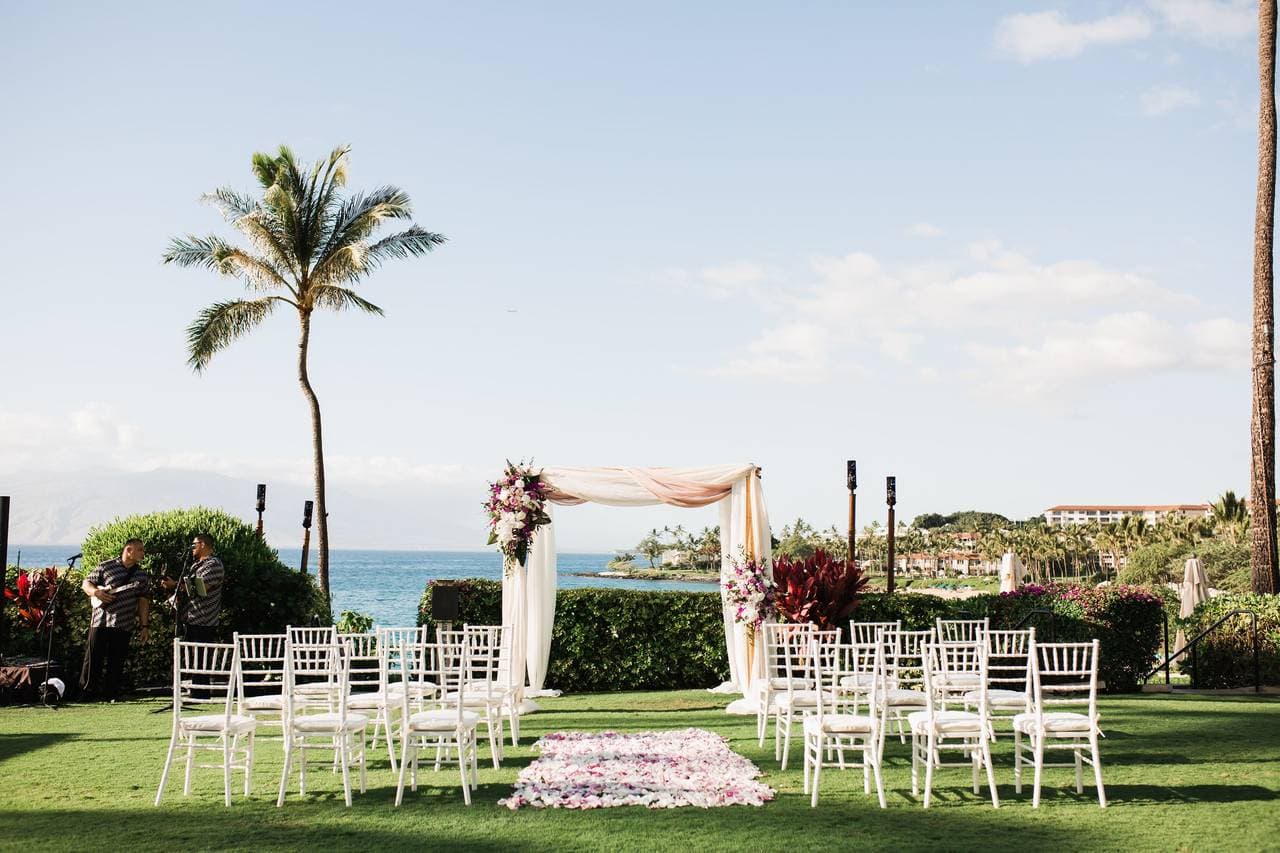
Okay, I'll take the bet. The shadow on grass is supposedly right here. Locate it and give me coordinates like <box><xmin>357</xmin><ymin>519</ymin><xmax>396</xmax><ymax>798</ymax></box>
<box><xmin>0</xmin><ymin>732</ymin><xmax>74</xmax><ymax>762</ymax></box>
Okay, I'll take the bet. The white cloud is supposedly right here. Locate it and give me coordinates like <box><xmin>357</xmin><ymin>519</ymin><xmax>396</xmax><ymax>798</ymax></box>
<box><xmin>692</xmin><ymin>239</ymin><xmax>1242</xmax><ymax>398</ymax></box>
<box><xmin>994</xmin><ymin>9</ymin><xmax>1154</xmax><ymax>62</ymax></box>
<box><xmin>907</xmin><ymin>222</ymin><xmax>946</xmax><ymax>238</ymax></box>
<box><xmin>1140</xmin><ymin>85</ymin><xmax>1202</xmax><ymax>115</ymax></box>
<box><xmin>1148</xmin><ymin>0</ymin><xmax>1256</xmax><ymax>42</ymax></box>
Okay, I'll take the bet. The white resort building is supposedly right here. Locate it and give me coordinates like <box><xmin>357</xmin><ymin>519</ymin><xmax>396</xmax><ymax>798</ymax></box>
<box><xmin>1043</xmin><ymin>504</ymin><xmax>1211</xmax><ymax>527</ymax></box>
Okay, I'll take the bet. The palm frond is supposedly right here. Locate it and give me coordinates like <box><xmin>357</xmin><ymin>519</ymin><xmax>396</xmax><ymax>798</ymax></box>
<box><xmin>201</xmin><ymin>187</ymin><xmax>259</xmax><ymax>222</ymax></box>
<box><xmin>364</xmin><ymin>227</ymin><xmax>448</xmax><ymax>265</ymax></box>
<box><xmin>185</xmin><ymin>297</ymin><xmax>283</xmax><ymax>372</ymax></box>
<box><xmin>312</xmin><ymin>186</ymin><xmax>415</xmax><ymax>277</ymax></box>
<box><xmin>310</xmin><ymin>285</ymin><xmax>384</xmax><ymax>315</ymax></box>
<box><xmin>162</xmin><ymin>234</ymin><xmax>235</xmax><ymax>270</ymax></box>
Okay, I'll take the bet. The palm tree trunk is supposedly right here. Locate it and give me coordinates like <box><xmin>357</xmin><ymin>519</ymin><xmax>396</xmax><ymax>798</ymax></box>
<box><xmin>1253</xmin><ymin>0</ymin><xmax>1280</xmax><ymax>595</ymax></box>
<box><xmin>297</xmin><ymin>309</ymin><xmax>332</xmax><ymax>604</ymax></box>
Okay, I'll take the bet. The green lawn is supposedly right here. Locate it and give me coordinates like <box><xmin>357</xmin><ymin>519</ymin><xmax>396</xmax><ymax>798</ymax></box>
<box><xmin>1</xmin><ymin>691</ymin><xmax>1277</xmax><ymax>852</ymax></box>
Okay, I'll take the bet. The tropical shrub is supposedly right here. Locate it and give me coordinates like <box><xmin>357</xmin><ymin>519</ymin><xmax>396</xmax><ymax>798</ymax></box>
<box><xmin>1177</xmin><ymin>592</ymin><xmax>1280</xmax><ymax>688</ymax></box>
<box><xmin>772</xmin><ymin>549</ymin><xmax>867</xmax><ymax>629</ymax></box>
<box><xmin>1</xmin><ymin>507</ymin><xmax>328</xmax><ymax>697</ymax></box>
<box><xmin>419</xmin><ymin>579</ymin><xmax>728</xmax><ymax>691</ymax></box>
<box><xmin>336</xmin><ymin>610</ymin><xmax>374</xmax><ymax>634</ymax></box>
<box><xmin>421</xmin><ymin>578</ymin><xmax>1167</xmax><ymax>693</ymax></box>
<box><xmin>1120</xmin><ymin>538</ymin><xmax>1251</xmax><ymax>592</ymax></box>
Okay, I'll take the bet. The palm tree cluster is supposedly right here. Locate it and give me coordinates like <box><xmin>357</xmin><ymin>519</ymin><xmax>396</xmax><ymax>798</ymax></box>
<box><xmin>634</xmin><ymin>525</ymin><xmax>721</xmax><ymax>572</ymax></box>
<box><xmin>164</xmin><ymin>145</ymin><xmax>445</xmax><ymax>603</ymax></box>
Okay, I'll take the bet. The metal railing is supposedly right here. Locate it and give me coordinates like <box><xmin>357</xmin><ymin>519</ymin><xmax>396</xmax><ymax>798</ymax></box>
<box><xmin>1144</xmin><ymin>609</ymin><xmax>1260</xmax><ymax>693</ymax></box>
<box><xmin>1013</xmin><ymin>608</ymin><xmax>1057</xmax><ymax>642</ymax></box>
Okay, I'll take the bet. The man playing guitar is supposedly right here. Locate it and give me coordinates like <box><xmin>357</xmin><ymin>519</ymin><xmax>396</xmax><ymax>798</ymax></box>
<box><xmin>80</xmin><ymin>539</ymin><xmax>151</xmax><ymax>700</ymax></box>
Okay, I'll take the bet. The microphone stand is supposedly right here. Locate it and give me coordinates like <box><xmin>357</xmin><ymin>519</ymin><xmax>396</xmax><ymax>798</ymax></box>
<box><xmin>150</xmin><ymin>549</ymin><xmax>192</xmax><ymax>715</ymax></box>
<box><xmin>36</xmin><ymin>553</ymin><xmax>78</xmax><ymax>708</ymax></box>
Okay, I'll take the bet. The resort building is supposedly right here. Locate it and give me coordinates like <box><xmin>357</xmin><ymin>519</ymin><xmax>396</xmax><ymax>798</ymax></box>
<box><xmin>1043</xmin><ymin>504</ymin><xmax>1211</xmax><ymax>527</ymax></box>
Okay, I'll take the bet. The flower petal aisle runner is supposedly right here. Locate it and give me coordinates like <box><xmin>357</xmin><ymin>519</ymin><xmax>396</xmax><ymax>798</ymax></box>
<box><xmin>499</xmin><ymin>729</ymin><xmax>774</xmax><ymax>810</ymax></box>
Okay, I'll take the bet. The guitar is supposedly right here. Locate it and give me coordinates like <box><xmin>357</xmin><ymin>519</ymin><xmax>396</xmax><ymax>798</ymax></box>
<box><xmin>90</xmin><ymin>578</ymin><xmax>145</xmax><ymax>610</ymax></box>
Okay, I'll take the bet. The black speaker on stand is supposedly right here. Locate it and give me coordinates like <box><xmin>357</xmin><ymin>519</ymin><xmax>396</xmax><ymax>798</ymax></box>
<box><xmin>431</xmin><ymin>584</ymin><xmax>460</xmax><ymax>638</ymax></box>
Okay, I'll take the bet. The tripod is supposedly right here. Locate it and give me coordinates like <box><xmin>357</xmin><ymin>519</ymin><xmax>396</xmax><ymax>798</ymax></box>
<box><xmin>35</xmin><ymin>553</ymin><xmax>78</xmax><ymax>707</ymax></box>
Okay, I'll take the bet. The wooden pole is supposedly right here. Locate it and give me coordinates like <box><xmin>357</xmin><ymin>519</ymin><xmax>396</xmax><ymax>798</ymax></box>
<box><xmin>300</xmin><ymin>500</ymin><xmax>313</xmax><ymax>574</ymax></box>
<box><xmin>886</xmin><ymin>476</ymin><xmax>897</xmax><ymax>594</ymax></box>
<box><xmin>846</xmin><ymin>460</ymin><xmax>857</xmax><ymax>563</ymax></box>
<box><xmin>255</xmin><ymin>483</ymin><xmax>267</xmax><ymax>539</ymax></box>
<box><xmin>0</xmin><ymin>495</ymin><xmax>9</xmax><ymax>652</ymax></box>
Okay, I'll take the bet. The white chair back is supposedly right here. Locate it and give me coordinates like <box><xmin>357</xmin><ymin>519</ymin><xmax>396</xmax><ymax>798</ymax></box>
<box><xmin>234</xmin><ymin>632</ymin><xmax>286</xmax><ymax>696</ymax></box>
<box><xmin>936</xmin><ymin>617</ymin><xmax>989</xmax><ymax>644</ymax></box>
<box><xmin>343</xmin><ymin>633</ymin><xmax>387</xmax><ymax>698</ymax></box>
<box><xmin>849</xmin><ymin>620</ymin><xmax>900</xmax><ymax>646</ymax></box>
<box><xmin>763</xmin><ymin>623</ymin><xmax>814</xmax><ymax>688</ymax></box>
<box><xmin>173</xmin><ymin>639</ymin><xmax>242</xmax><ymax>717</ymax></box>
<box><xmin>1029</xmin><ymin>639</ymin><xmax>1100</xmax><ymax>722</ymax></box>
<box><xmin>986</xmin><ymin>628</ymin><xmax>1035</xmax><ymax>696</ymax></box>
<box><xmin>283</xmin><ymin>638</ymin><xmax>344</xmax><ymax>717</ymax></box>
<box><xmin>288</xmin><ymin>625</ymin><xmax>337</xmax><ymax>646</ymax></box>
<box><xmin>882</xmin><ymin>628</ymin><xmax>932</xmax><ymax>695</ymax></box>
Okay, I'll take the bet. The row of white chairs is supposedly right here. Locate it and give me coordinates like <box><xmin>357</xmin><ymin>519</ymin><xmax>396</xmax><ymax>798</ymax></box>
<box><xmin>155</xmin><ymin>624</ymin><xmax>521</xmax><ymax>808</ymax></box>
<box><xmin>760</xmin><ymin>620</ymin><xmax>1106</xmax><ymax>809</ymax></box>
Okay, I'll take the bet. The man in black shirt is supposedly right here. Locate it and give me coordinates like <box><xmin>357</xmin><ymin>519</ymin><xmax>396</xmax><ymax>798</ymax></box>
<box><xmin>80</xmin><ymin>539</ymin><xmax>151</xmax><ymax>700</ymax></box>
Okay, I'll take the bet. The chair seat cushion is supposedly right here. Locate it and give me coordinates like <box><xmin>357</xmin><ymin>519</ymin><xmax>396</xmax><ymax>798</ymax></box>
<box><xmin>882</xmin><ymin>688</ymin><xmax>929</xmax><ymax>707</ymax></box>
<box><xmin>805</xmin><ymin>713</ymin><xmax>874</xmax><ymax>735</ymax></box>
<box><xmin>965</xmin><ymin>688</ymin><xmax>1027</xmax><ymax>709</ymax></box>
<box><xmin>181</xmin><ymin>713</ymin><xmax>257</xmax><ymax>734</ymax></box>
<box><xmin>1013</xmin><ymin>711</ymin><xmax>1095</xmax><ymax>733</ymax></box>
<box><xmin>775</xmin><ymin>690</ymin><xmax>833</xmax><ymax>710</ymax></box>
<box><xmin>908</xmin><ymin>710</ymin><xmax>984</xmax><ymax>734</ymax></box>
<box><xmin>292</xmin><ymin>712</ymin><xmax>369</xmax><ymax>733</ymax></box>
<box><xmin>387</xmin><ymin>681</ymin><xmax>437</xmax><ymax>697</ymax></box>
<box><xmin>838</xmin><ymin>673</ymin><xmax>876</xmax><ymax>689</ymax></box>
<box><xmin>346</xmin><ymin>692</ymin><xmax>390</xmax><ymax>710</ymax></box>
<box><xmin>937</xmin><ymin>673</ymin><xmax>982</xmax><ymax>688</ymax></box>
<box><xmin>407</xmin><ymin>709</ymin><xmax>481</xmax><ymax>731</ymax></box>
<box><xmin>243</xmin><ymin>694</ymin><xmax>284</xmax><ymax>711</ymax></box>
<box><xmin>445</xmin><ymin>687</ymin><xmax>511</xmax><ymax>705</ymax></box>
<box><xmin>767</xmin><ymin>677</ymin><xmax>807</xmax><ymax>690</ymax></box>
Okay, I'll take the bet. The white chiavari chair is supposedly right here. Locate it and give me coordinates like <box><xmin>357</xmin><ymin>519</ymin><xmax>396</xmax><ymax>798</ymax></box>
<box><xmin>276</xmin><ymin>639</ymin><xmax>368</xmax><ymax>807</ymax></box>
<box><xmin>395</xmin><ymin>636</ymin><xmax>479</xmax><ymax>805</ymax></box>
<box><xmin>775</xmin><ymin>628</ymin><xmax>840</xmax><ymax>770</ymax></box>
<box><xmin>805</xmin><ymin>638</ymin><xmax>886</xmax><ymax>808</ymax></box>
<box><xmin>966</xmin><ymin>628</ymin><xmax>1034</xmax><ymax>734</ymax></box>
<box><xmin>879</xmin><ymin>628</ymin><xmax>933</xmax><ymax>745</ymax></box>
<box><xmin>1013</xmin><ymin>639</ymin><xmax>1106</xmax><ymax>808</ymax></box>
<box><xmin>156</xmin><ymin>639</ymin><xmax>256</xmax><ymax>807</ymax></box>
<box><xmin>342</xmin><ymin>632</ymin><xmax>399</xmax><ymax>770</ymax></box>
<box><xmin>908</xmin><ymin>642</ymin><xmax>998</xmax><ymax>809</ymax></box>
<box><xmin>758</xmin><ymin>623</ymin><xmax>814</xmax><ymax>748</ymax></box>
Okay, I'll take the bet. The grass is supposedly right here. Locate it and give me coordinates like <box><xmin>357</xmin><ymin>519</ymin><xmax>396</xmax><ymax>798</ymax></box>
<box><xmin>1</xmin><ymin>691</ymin><xmax>1278</xmax><ymax>852</ymax></box>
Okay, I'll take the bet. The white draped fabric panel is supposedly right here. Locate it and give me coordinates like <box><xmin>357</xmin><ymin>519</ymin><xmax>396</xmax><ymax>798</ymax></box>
<box><xmin>506</xmin><ymin>463</ymin><xmax>771</xmax><ymax>714</ymax></box>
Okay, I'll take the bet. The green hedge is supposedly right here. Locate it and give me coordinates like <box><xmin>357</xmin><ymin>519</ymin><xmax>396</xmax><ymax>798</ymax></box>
<box><xmin>419</xmin><ymin>580</ymin><xmax>729</xmax><ymax>691</ymax></box>
<box><xmin>1177</xmin><ymin>592</ymin><xmax>1280</xmax><ymax>688</ymax></box>
<box><xmin>4</xmin><ymin>507</ymin><xmax>327</xmax><ymax>695</ymax></box>
<box><xmin>422</xmin><ymin>579</ymin><xmax>1167</xmax><ymax>694</ymax></box>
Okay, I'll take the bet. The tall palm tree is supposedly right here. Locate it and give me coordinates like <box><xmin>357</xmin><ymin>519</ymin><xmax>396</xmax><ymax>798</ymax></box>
<box><xmin>163</xmin><ymin>145</ymin><xmax>446</xmax><ymax>604</ymax></box>
<box><xmin>1254</xmin><ymin>0</ymin><xmax>1280</xmax><ymax>595</ymax></box>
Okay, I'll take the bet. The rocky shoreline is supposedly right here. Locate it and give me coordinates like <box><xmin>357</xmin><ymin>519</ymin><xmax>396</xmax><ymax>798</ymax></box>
<box><xmin>566</xmin><ymin>569</ymin><xmax>718</xmax><ymax>584</ymax></box>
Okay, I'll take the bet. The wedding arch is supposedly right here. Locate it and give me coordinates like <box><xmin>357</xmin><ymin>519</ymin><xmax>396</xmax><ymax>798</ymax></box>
<box><xmin>498</xmin><ymin>464</ymin><xmax>772</xmax><ymax>715</ymax></box>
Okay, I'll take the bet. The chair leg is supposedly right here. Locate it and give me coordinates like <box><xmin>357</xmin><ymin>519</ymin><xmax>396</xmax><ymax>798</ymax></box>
<box><xmin>910</xmin><ymin>730</ymin><xmax>920</xmax><ymax>796</ymax></box>
<box><xmin>780</xmin><ymin>709</ymin><xmax>795</xmax><ymax>771</ymax></box>
<box><xmin>155</xmin><ymin>732</ymin><xmax>178</xmax><ymax>806</ymax></box>
<box><xmin>981</xmin><ymin>737</ymin><xmax>1000</xmax><ymax>809</ymax></box>
<box><xmin>395</xmin><ymin>731</ymin><xmax>412</xmax><ymax>806</ymax></box>
<box><xmin>183</xmin><ymin>738</ymin><xmax>196</xmax><ymax>796</ymax></box>
<box><xmin>972</xmin><ymin>740</ymin><xmax>980</xmax><ymax>795</ymax></box>
<box><xmin>245</xmin><ymin>730</ymin><xmax>255</xmax><ymax>797</ymax></box>
<box><xmin>923</xmin><ymin>731</ymin><xmax>936</xmax><ymax>809</ymax></box>
<box><xmin>1014</xmin><ymin>727</ymin><xmax>1023</xmax><ymax>794</ymax></box>
<box><xmin>340</xmin><ymin>733</ymin><xmax>353</xmax><ymax>807</ymax></box>
<box><xmin>459</xmin><ymin>737</ymin><xmax>472</xmax><ymax>806</ymax></box>
<box><xmin>1075</xmin><ymin>741</ymin><xmax>1084</xmax><ymax>794</ymax></box>
<box><xmin>810</xmin><ymin>740</ymin><xmax>822</xmax><ymax>808</ymax></box>
<box><xmin>358</xmin><ymin>730</ymin><xmax>368</xmax><ymax>794</ymax></box>
<box><xmin>1032</xmin><ymin>735</ymin><xmax>1045</xmax><ymax>808</ymax></box>
<box><xmin>871</xmin><ymin>745</ymin><xmax>887</xmax><ymax>809</ymax></box>
<box><xmin>277</xmin><ymin>738</ymin><xmax>293</xmax><ymax>807</ymax></box>
<box><xmin>223</xmin><ymin>734</ymin><xmax>233</xmax><ymax>807</ymax></box>
<box><xmin>1089</xmin><ymin>731</ymin><xmax>1107</xmax><ymax>808</ymax></box>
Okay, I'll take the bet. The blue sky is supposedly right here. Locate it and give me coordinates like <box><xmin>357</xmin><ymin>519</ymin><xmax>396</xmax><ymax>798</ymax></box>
<box><xmin>0</xmin><ymin>1</ymin><xmax>1265</xmax><ymax>549</ymax></box>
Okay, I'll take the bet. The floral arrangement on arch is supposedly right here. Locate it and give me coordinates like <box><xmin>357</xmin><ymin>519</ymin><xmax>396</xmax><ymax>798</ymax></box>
<box><xmin>721</xmin><ymin>552</ymin><xmax>776</xmax><ymax>641</ymax></box>
<box><xmin>486</xmin><ymin>460</ymin><xmax>552</xmax><ymax>572</ymax></box>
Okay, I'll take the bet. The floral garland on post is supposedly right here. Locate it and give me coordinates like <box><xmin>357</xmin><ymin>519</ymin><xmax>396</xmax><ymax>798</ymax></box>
<box><xmin>486</xmin><ymin>461</ymin><xmax>552</xmax><ymax>576</ymax></box>
<box><xmin>721</xmin><ymin>552</ymin><xmax>776</xmax><ymax>646</ymax></box>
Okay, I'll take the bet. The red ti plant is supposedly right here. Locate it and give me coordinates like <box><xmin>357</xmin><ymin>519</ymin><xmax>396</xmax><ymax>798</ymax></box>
<box><xmin>772</xmin><ymin>549</ymin><xmax>868</xmax><ymax>629</ymax></box>
<box><xmin>4</xmin><ymin>567</ymin><xmax>62</xmax><ymax>632</ymax></box>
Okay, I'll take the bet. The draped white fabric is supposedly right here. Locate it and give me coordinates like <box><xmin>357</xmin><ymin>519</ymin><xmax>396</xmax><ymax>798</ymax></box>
<box><xmin>506</xmin><ymin>463</ymin><xmax>771</xmax><ymax>714</ymax></box>
<box><xmin>999</xmin><ymin>551</ymin><xmax>1023</xmax><ymax>594</ymax></box>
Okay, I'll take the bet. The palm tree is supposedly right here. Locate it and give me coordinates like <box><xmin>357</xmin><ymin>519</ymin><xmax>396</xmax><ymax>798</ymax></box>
<box><xmin>163</xmin><ymin>145</ymin><xmax>446</xmax><ymax>604</ymax></box>
<box><xmin>1212</xmin><ymin>490</ymin><xmax>1252</xmax><ymax>544</ymax></box>
<box><xmin>1254</xmin><ymin>0</ymin><xmax>1280</xmax><ymax>595</ymax></box>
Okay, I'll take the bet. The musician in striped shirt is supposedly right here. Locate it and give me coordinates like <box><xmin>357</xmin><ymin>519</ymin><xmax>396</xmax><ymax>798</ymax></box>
<box><xmin>80</xmin><ymin>539</ymin><xmax>151</xmax><ymax>700</ymax></box>
<box><xmin>162</xmin><ymin>532</ymin><xmax>224</xmax><ymax>642</ymax></box>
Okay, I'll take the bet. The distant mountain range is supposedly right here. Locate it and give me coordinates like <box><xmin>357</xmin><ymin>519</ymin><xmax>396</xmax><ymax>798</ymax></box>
<box><xmin>0</xmin><ymin>467</ymin><xmax>484</xmax><ymax>550</ymax></box>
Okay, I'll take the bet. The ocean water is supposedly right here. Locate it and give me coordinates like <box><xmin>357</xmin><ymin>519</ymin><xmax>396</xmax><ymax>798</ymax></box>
<box><xmin>5</xmin><ymin>546</ymin><xmax>716</xmax><ymax>627</ymax></box>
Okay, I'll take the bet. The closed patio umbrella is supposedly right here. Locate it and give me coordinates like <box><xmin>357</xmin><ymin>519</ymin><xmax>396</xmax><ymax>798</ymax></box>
<box><xmin>1173</xmin><ymin>555</ymin><xmax>1209</xmax><ymax>658</ymax></box>
<box><xmin>999</xmin><ymin>550</ymin><xmax>1023</xmax><ymax>593</ymax></box>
